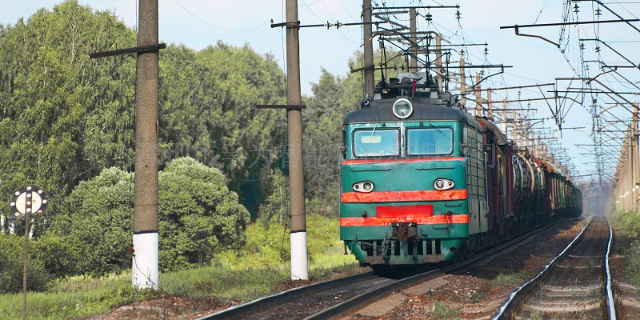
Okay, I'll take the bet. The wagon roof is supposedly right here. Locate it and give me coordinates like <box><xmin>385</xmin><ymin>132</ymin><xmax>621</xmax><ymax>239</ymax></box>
<box><xmin>477</xmin><ymin>118</ymin><xmax>508</xmax><ymax>145</ymax></box>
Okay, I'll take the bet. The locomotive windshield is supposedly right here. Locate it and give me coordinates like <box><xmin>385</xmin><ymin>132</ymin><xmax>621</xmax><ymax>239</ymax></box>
<box><xmin>406</xmin><ymin>128</ymin><xmax>453</xmax><ymax>156</ymax></box>
<box><xmin>353</xmin><ymin>129</ymin><xmax>399</xmax><ymax>157</ymax></box>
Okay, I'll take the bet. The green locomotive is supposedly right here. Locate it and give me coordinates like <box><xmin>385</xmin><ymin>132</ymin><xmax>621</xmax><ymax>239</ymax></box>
<box><xmin>340</xmin><ymin>73</ymin><xmax>582</xmax><ymax>267</ymax></box>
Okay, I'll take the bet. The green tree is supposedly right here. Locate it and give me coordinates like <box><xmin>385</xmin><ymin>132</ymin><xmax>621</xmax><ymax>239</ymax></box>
<box><xmin>158</xmin><ymin>157</ymin><xmax>251</xmax><ymax>271</ymax></box>
<box><xmin>46</xmin><ymin>158</ymin><xmax>250</xmax><ymax>275</ymax></box>
<box><xmin>187</xmin><ymin>43</ymin><xmax>288</xmax><ymax>217</ymax></box>
<box><xmin>0</xmin><ymin>1</ymin><xmax>137</xmax><ymax>228</ymax></box>
<box><xmin>0</xmin><ymin>234</ymin><xmax>51</xmax><ymax>293</ymax></box>
<box><xmin>47</xmin><ymin>167</ymin><xmax>134</xmax><ymax>275</ymax></box>
<box><xmin>256</xmin><ymin>169</ymin><xmax>289</xmax><ymax>226</ymax></box>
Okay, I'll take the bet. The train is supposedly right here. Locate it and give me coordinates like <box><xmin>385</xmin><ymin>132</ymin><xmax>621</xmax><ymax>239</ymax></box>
<box><xmin>340</xmin><ymin>72</ymin><xmax>582</xmax><ymax>267</ymax></box>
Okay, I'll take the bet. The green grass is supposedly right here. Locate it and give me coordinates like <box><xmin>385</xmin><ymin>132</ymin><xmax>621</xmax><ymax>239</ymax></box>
<box><xmin>610</xmin><ymin>210</ymin><xmax>640</xmax><ymax>289</ymax></box>
<box><xmin>0</xmin><ymin>274</ymin><xmax>135</xmax><ymax>319</ymax></box>
<box><xmin>0</xmin><ymin>214</ymin><xmax>364</xmax><ymax>319</ymax></box>
<box><xmin>490</xmin><ymin>271</ymin><xmax>526</xmax><ymax>288</ymax></box>
<box><xmin>431</xmin><ymin>301</ymin><xmax>460</xmax><ymax>319</ymax></box>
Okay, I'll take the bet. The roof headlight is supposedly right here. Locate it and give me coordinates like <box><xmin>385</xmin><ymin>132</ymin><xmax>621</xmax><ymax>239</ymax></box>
<box><xmin>434</xmin><ymin>178</ymin><xmax>455</xmax><ymax>191</ymax></box>
<box><xmin>392</xmin><ymin>98</ymin><xmax>413</xmax><ymax>119</ymax></box>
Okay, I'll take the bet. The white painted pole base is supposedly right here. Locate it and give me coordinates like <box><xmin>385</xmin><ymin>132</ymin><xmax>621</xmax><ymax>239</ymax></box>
<box><xmin>132</xmin><ymin>232</ymin><xmax>159</xmax><ymax>289</ymax></box>
<box><xmin>290</xmin><ymin>231</ymin><xmax>308</xmax><ymax>280</ymax></box>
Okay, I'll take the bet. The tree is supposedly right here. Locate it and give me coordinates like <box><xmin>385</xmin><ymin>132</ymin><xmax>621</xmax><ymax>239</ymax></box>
<box><xmin>158</xmin><ymin>157</ymin><xmax>251</xmax><ymax>271</ymax></box>
<box><xmin>47</xmin><ymin>167</ymin><xmax>134</xmax><ymax>275</ymax></box>
<box><xmin>0</xmin><ymin>1</ymin><xmax>137</xmax><ymax>229</ymax></box>
<box><xmin>0</xmin><ymin>234</ymin><xmax>51</xmax><ymax>293</ymax></box>
<box><xmin>46</xmin><ymin>157</ymin><xmax>251</xmax><ymax>275</ymax></box>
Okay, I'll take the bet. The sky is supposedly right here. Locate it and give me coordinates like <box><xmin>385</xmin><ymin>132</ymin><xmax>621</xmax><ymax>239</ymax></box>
<box><xmin>2</xmin><ymin>0</ymin><xmax>639</xmax><ymax>186</ymax></box>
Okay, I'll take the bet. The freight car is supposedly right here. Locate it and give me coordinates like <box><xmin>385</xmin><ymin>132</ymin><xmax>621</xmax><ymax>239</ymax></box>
<box><xmin>340</xmin><ymin>73</ymin><xmax>582</xmax><ymax>267</ymax></box>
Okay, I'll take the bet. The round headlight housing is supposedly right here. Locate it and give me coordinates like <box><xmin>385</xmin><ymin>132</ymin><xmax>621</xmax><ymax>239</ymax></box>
<box><xmin>353</xmin><ymin>181</ymin><xmax>375</xmax><ymax>193</ymax></box>
<box><xmin>433</xmin><ymin>178</ymin><xmax>455</xmax><ymax>191</ymax></box>
<box><xmin>392</xmin><ymin>98</ymin><xmax>413</xmax><ymax>119</ymax></box>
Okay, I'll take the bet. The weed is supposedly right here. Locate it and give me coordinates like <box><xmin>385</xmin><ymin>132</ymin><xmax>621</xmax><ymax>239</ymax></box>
<box><xmin>527</xmin><ymin>310</ymin><xmax>545</xmax><ymax>320</ymax></box>
<box><xmin>491</xmin><ymin>271</ymin><xmax>526</xmax><ymax>288</ymax></box>
<box><xmin>431</xmin><ymin>301</ymin><xmax>460</xmax><ymax>319</ymax></box>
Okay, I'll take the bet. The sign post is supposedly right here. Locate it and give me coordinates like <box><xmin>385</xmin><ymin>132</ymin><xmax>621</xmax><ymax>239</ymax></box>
<box><xmin>9</xmin><ymin>185</ymin><xmax>48</xmax><ymax>320</ymax></box>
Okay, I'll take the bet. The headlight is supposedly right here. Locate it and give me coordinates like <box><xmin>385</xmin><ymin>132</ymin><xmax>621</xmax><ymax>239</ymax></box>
<box><xmin>353</xmin><ymin>181</ymin><xmax>374</xmax><ymax>193</ymax></box>
<box><xmin>392</xmin><ymin>98</ymin><xmax>413</xmax><ymax>119</ymax></box>
<box><xmin>433</xmin><ymin>178</ymin><xmax>455</xmax><ymax>191</ymax></box>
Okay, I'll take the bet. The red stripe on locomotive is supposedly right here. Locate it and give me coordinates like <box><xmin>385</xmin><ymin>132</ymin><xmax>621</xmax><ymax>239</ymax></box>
<box><xmin>341</xmin><ymin>189</ymin><xmax>467</xmax><ymax>203</ymax></box>
<box><xmin>340</xmin><ymin>214</ymin><xmax>469</xmax><ymax>226</ymax></box>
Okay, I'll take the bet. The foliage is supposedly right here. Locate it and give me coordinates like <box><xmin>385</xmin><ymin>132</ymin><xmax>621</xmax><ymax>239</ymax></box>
<box><xmin>0</xmin><ymin>234</ymin><xmax>51</xmax><ymax>294</ymax></box>
<box><xmin>0</xmin><ymin>1</ymin><xmax>137</xmax><ymax>216</ymax></box>
<box><xmin>490</xmin><ymin>271</ymin><xmax>526</xmax><ymax>288</ymax></box>
<box><xmin>0</xmin><ymin>214</ymin><xmax>362</xmax><ymax>318</ymax></box>
<box><xmin>431</xmin><ymin>301</ymin><xmax>461</xmax><ymax>319</ymax></box>
<box><xmin>0</xmin><ymin>0</ymin><xmax>374</xmax><ymax>285</ymax></box>
<box><xmin>0</xmin><ymin>274</ymin><xmax>138</xmax><ymax>319</ymax></box>
<box><xmin>610</xmin><ymin>210</ymin><xmax>640</xmax><ymax>290</ymax></box>
<box><xmin>158</xmin><ymin>157</ymin><xmax>251</xmax><ymax>271</ymax></box>
<box><xmin>0</xmin><ymin>1</ymin><xmax>289</xmax><ymax>227</ymax></box>
<box><xmin>256</xmin><ymin>169</ymin><xmax>289</xmax><ymax>226</ymax></box>
<box><xmin>215</xmin><ymin>213</ymin><xmax>354</xmax><ymax>269</ymax></box>
<box><xmin>610</xmin><ymin>210</ymin><xmax>640</xmax><ymax>236</ymax></box>
<box><xmin>624</xmin><ymin>240</ymin><xmax>640</xmax><ymax>288</ymax></box>
<box><xmin>46</xmin><ymin>167</ymin><xmax>134</xmax><ymax>276</ymax></box>
<box><xmin>43</xmin><ymin>158</ymin><xmax>250</xmax><ymax>276</ymax></box>
<box><xmin>31</xmin><ymin>234</ymin><xmax>89</xmax><ymax>279</ymax></box>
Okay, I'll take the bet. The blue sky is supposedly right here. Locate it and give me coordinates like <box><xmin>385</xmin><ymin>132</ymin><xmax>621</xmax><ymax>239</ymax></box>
<box><xmin>2</xmin><ymin>0</ymin><xmax>639</xmax><ymax>184</ymax></box>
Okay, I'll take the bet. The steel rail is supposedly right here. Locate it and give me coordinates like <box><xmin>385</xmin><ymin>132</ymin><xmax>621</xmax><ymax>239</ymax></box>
<box><xmin>304</xmin><ymin>219</ymin><xmax>571</xmax><ymax>320</ymax></box>
<box><xmin>606</xmin><ymin>218</ymin><xmax>617</xmax><ymax>320</ymax></box>
<box><xmin>490</xmin><ymin>217</ymin><xmax>604</xmax><ymax>319</ymax></box>
<box><xmin>195</xmin><ymin>272</ymin><xmax>374</xmax><ymax>320</ymax></box>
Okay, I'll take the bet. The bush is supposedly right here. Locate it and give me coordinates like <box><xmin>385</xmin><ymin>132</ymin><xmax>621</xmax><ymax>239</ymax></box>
<box><xmin>0</xmin><ymin>234</ymin><xmax>51</xmax><ymax>293</ymax></box>
<box><xmin>31</xmin><ymin>234</ymin><xmax>88</xmax><ymax>278</ymax></box>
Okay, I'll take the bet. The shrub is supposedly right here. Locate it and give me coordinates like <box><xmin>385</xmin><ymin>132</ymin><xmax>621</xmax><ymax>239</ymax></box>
<box><xmin>0</xmin><ymin>234</ymin><xmax>51</xmax><ymax>293</ymax></box>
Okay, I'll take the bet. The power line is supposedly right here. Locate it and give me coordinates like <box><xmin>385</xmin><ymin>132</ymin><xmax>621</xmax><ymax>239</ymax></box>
<box><xmin>171</xmin><ymin>0</ymin><xmax>268</xmax><ymax>31</ymax></box>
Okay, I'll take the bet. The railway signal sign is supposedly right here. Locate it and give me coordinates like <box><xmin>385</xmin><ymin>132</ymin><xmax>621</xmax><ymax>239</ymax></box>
<box><xmin>9</xmin><ymin>184</ymin><xmax>48</xmax><ymax>320</ymax></box>
<box><xmin>9</xmin><ymin>185</ymin><xmax>48</xmax><ymax>219</ymax></box>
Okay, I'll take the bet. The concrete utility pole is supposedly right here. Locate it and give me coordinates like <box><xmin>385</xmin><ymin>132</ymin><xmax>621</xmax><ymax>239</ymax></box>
<box><xmin>435</xmin><ymin>33</ymin><xmax>443</xmax><ymax>91</ymax></box>
<box><xmin>363</xmin><ymin>0</ymin><xmax>375</xmax><ymax>99</ymax></box>
<box><xmin>502</xmin><ymin>100</ymin><xmax>507</xmax><ymax>136</ymax></box>
<box><xmin>512</xmin><ymin>111</ymin><xmax>517</xmax><ymax>146</ymax></box>
<box><xmin>486</xmin><ymin>88</ymin><xmax>493</xmax><ymax>120</ymax></box>
<box><xmin>286</xmin><ymin>0</ymin><xmax>308</xmax><ymax>281</ymax></box>
<box><xmin>475</xmin><ymin>73</ymin><xmax>482</xmax><ymax>117</ymax></box>
<box><xmin>633</xmin><ymin>109</ymin><xmax>639</xmax><ymax>212</ymax></box>
<box><xmin>132</xmin><ymin>0</ymin><xmax>159</xmax><ymax>289</ymax></box>
<box><xmin>460</xmin><ymin>56</ymin><xmax>466</xmax><ymax>106</ymax></box>
<box><xmin>409</xmin><ymin>8</ymin><xmax>418</xmax><ymax>71</ymax></box>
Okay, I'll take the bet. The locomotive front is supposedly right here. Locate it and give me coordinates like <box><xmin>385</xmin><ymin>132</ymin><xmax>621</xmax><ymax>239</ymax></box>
<box><xmin>340</xmin><ymin>94</ymin><xmax>476</xmax><ymax>266</ymax></box>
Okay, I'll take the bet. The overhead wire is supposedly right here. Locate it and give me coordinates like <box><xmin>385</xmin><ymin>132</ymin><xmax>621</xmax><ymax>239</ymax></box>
<box><xmin>171</xmin><ymin>0</ymin><xmax>268</xmax><ymax>31</ymax></box>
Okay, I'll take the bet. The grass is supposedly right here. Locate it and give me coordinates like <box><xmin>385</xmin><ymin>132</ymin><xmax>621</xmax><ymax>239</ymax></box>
<box><xmin>0</xmin><ymin>214</ymin><xmax>364</xmax><ymax>319</ymax></box>
<box><xmin>610</xmin><ymin>210</ymin><xmax>640</xmax><ymax>289</ymax></box>
<box><xmin>490</xmin><ymin>271</ymin><xmax>526</xmax><ymax>288</ymax></box>
<box><xmin>431</xmin><ymin>301</ymin><xmax>460</xmax><ymax>319</ymax></box>
<box><xmin>1</xmin><ymin>274</ymin><xmax>135</xmax><ymax>319</ymax></box>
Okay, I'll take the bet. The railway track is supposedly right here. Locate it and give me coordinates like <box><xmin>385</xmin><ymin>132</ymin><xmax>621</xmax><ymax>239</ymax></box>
<box><xmin>197</xmin><ymin>219</ymin><xmax>575</xmax><ymax>320</ymax></box>
<box><xmin>492</xmin><ymin>215</ymin><xmax>615</xmax><ymax>319</ymax></box>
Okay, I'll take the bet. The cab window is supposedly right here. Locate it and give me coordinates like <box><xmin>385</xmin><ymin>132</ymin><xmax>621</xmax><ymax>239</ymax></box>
<box><xmin>353</xmin><ymin>129</ymin><xmax>399</xmax><ymax>157</ymax></box>
<box><xmin>406</xmin><ymin>128</ymin><xmax>453</xmax><ymax>155</ymax></box>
